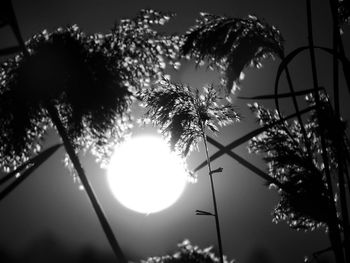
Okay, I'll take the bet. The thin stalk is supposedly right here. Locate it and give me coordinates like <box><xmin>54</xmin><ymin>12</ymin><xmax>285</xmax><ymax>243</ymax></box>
<box><xmin>344</xmin><ymin>169</ymin><xmax>350</xmax><ymax>197</ymax></box>
<box><xmin>329</xmin><ymin>0</ymin><xmax>350</xmax><ymax>260</ymax></box>
<box><xmin>330</xmin><ymin>0</ymin><xmax>350</xmax><ymax>94</ymax></box>
<box><xmin>201</xmin><ymin>127</ymin><xmax>224</xmax><ymax>263</ymax></box>
<box><xmin>5</xmin><ymin>0</ymin><xmax>28</xmax><ymax>55</ymax></box>
<box><xmin>46</xmin><ymin>104</ymin><xmax>127</xmax><ymax>263</ymax></box>
<box><xmin>206</xmin><ymin>136</ymin><xmax>285</xmax><ymax>190</ymax></box>
<box><xmin>283</xmin><ymin>65</ymin><xmax>313</xmax><ymax>159</ymax></box>
<box><xmin>194</xmin><ymin>105</ymin><xmax>317</xmax><ymax>174</ymax></box>
<box><xmin>0</xmin><ymin>144</ymin><xmax>61</xmax><ymax>185</ymax></box>
<box><xmin>337</xmin><ymin>35</ymin><xmax>350</xmax><ymax>93</ymax></box>
<box><xmin>0</xmin><ymin>144</ymin><xmax>62</xmax><ymax>201</ymax></box>
<box><xmin>345</xmin><ymin>167</ymin><xmax>350</xmax><ymax>194</ymax></box>
<box><xmin>306</xmin><ymin>1</ymin><xmax>345</xmax><ymax>262</ymax></box>
<box><xmin>329</xmin><ymin>1</ymin><xmax>340</xmax><ymax>114</ymax></box>
<box><xmin>337</xmin><ymin>155</ymin><xmax>350</xmax><ymax>262</ymax></box>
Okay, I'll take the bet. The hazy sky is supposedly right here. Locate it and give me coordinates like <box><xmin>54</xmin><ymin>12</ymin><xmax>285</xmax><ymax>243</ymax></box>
<box><xmin>1</xmin><ymin>0</ymin><xmax>349</xmax><ymax>262</ymax></box>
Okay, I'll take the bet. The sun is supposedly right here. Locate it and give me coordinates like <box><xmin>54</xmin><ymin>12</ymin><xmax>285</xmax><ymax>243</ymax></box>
<box><xmin>107</xmin><ymin>135</ymin><xmax>187</xmax><ymax>214</ymax></box>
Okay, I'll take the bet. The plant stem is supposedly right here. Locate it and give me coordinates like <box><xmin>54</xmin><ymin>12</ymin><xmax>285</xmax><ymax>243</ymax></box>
<box><xmin>5</xmin><ymin>0</ymin><xmax>28</xmax><ymax>55</ymax></box>
<box><xmin>194</xmin><ymin>105</ymin><xmax>317</xmax><ymax>174</ymax></box>
<box><xmin>283</xmin><ymin>65</ymin><xmax>313</xmax><ymax>159</ymax></box>
<box><xmin>329</xmin><ymin>0</ymin><xmax>350</xmax><ymax>94</ymax></box>
<box><xmin>201</xmin><ymin>128</ymin><xmax>224</xmax><ymax>263</ymax></box>
<box><xmin>306</xmin><ymin>1</ymin><xmax>345</xmax><ymax>262</ymax></box>
<box><xmin>0</xmin><ymin>144</ymin><xmax>62</xmax><ymax>201</ymax></box>
<box><xmin>329</xmin><ymin>0</ymin><xmax>350</xmax><ymax>260</ymax></box>
<box><xmin>206</xmin><ymin>136</ymin><xmax>285</xmax><ymax>190</ymax></box>
<box><xmin>46</xmin><ymin>104</ymin><xmax>128</xmax><ymax>263</ymax></box>
<box><xmin>337</xmin><ymin>35</ymin><xmax>350</xmax><ymax>94</ymax></box>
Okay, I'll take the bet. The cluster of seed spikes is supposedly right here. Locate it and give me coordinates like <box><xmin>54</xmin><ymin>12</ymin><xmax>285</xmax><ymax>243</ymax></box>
<box><xmin>142</xmin><ymin>239</ymin><xmax>235</xmax><ymax>263</ymax></box>
<box><xmin>248</xmin><ymin>93</ymin><xmax>350</xmax><ymax>231</ymax></box>
<box><xmin>140</xmin><ymin>78</ymin><xmax>240</xmax><ymax>157</ymax></box>
<box><xmin>0</xmin><ymin>9</ymin><xmax>180</xmax><ymax>171</ymax></box>
<box><xmin>106</xmin><ymin>9</ymin><xmax>182</xmax><ymax>93</ymax></box>
<box><xmin>181</xmin><ymin>12</ymin><xmax>284</xmax><ymax>94</ymax></box>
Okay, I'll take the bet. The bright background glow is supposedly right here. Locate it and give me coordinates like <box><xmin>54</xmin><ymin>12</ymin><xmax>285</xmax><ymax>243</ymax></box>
<box><xmin>107</xmin><ymin>135</ymin><xmax>187</xmax><ymax>214</ymax></box>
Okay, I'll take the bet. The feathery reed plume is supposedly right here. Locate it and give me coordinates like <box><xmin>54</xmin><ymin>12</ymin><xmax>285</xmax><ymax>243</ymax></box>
<box><xmin>182</xmin><ymin>13</ymin><xmax>283</xmax><ymax>93</ymax></box>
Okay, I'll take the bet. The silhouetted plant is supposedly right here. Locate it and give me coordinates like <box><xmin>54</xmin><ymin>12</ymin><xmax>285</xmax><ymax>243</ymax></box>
<box><xmin>304</xmin><ymin>1</ymin><xmax>348</xmax><ymax>262</ymax></box>
<box><xmin>186</xmin><ymin>3</ymin><xmax>350</xmax><ymax>262</ymax></box>
<box><xmin>142</xmin><ymin>239</ymin><xmax>235</xmax><ymax>263</ymax></box>
<box><xmin>181</xmin><ymin>12</ymin><xmax>284</xmax><ymax>93</ymax></box>
<box><xmin>247</xmin><ymin>93</ymin><xmax>349</xmax><ymax>231</ymax></box>
<box><xmin>141</xmin><ymin>78</ymin><xmax>239</xmax><ymax>155</ymax></box>
<box><xmin>0</xmin><ymin>6</ymin><xmax>180</xmax><ymax>263</ymax></box>
<box><xmin>0</xmin><ymin>25</ymin><xmax>132</xmax><ymax>169</ymax></box>
<box><xmin>141</xmin><ymin>78</ymin><xmax>240</xmax><ymax>263</ymax></box>
<box><xmin>2</xmin><ymin>1</ymin><xmax>349</xmax><ymax>262</ymax></box>
<box><xmin>0</xmin><ymin>10</ymin><xmax>181</xmax><ymax>169</ymax></box>
<box><xmin>330</xmin><ymin>1</ymin><xmax>350</xmax><ymax>260</ymax></box>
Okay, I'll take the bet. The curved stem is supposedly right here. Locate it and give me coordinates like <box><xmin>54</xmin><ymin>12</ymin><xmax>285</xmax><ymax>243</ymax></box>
<box><xmin>201</xmin><ymin>128</ymin><xmax>224</xmax><ymax>263</ymax></box>
<box><xmin>46</xmin><ymin>104</ymin><xmax>127</xmax><ymax>263</ymax></box>
<box><xmin>306</xmin><ymin>1</ymin><xmax>345</xmax><ymax>262</ymax></box>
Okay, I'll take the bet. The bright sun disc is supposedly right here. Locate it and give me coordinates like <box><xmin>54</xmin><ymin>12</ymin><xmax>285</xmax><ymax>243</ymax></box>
<box><xmin>107</xmin><ymin>135</ymin><xmax>187</xmax><ymax>214</ymax></box>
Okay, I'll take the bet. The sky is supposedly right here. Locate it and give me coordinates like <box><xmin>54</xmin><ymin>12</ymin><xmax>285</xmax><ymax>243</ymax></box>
<box><xmin>1</xmin><ymin>0</ymin><xmax>349</xmax><ymax>263</ymax></box>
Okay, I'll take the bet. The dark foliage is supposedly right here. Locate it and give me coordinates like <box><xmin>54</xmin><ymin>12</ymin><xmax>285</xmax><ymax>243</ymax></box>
<box><xmin>182</xmin><ymin>13</ymin><xmax>283</xmax><ymax>94</ymax></box>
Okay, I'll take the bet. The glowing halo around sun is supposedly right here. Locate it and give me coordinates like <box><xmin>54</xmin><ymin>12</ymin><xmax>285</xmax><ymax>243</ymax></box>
<box><xmin>107</xmin><ymin>135</ymin><xmax>187</xmax><ymax>214</ymax></box>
